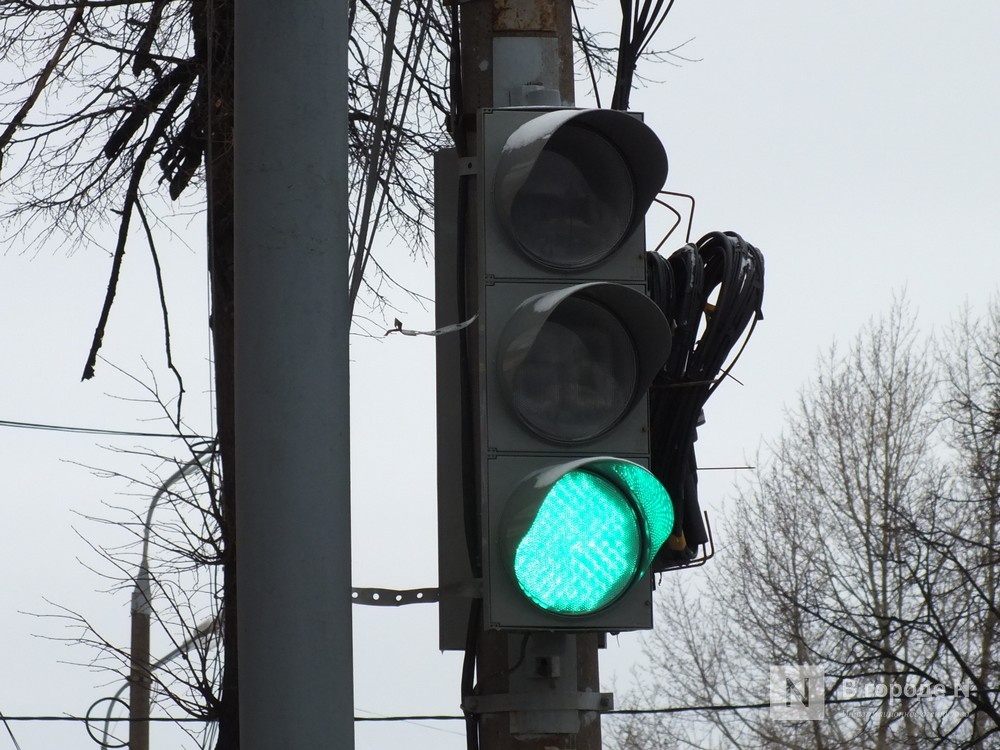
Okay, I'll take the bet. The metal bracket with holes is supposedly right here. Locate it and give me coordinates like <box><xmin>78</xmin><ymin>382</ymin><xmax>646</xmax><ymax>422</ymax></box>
<box><xmin>351</xmin><ymin>587</ymin><xmax>437</xmax><ymax>606</ymax></box>
<box><xmin>351</xmin><ymin>579</ymin><xmax>481</xmax><ymax>606</ymax></box>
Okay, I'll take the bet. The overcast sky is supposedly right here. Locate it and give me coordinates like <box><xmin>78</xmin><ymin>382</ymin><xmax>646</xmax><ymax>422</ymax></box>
<box><xmin>3</xmin><ymin>1</ymin><xmax>1000</xmax><ymax>748</ymax></box>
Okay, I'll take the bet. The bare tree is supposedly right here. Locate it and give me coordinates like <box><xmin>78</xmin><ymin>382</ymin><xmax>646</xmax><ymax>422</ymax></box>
<box><xmin>911</xmin><ymin>299</ymin><xmax>1000</xmax><ymax>745</ymax></box>
<box><xmin>614</xmin><ymin>299</ymin><xmax>1000</xmax><ymax>749</ymax></box>
<box><xmin>1</xmin><ymin>1</ymin><xmax>689</xmax><ymax>747</ymax></box>
<box><xmin>34</xmin><ymin>368</ymin><xmax>224</xmax><ymax>749</ymax></box>
<box><xmin>2</xmin><ymin>3</ymin><xmax>449</xmax><ymax>746</ymax></box>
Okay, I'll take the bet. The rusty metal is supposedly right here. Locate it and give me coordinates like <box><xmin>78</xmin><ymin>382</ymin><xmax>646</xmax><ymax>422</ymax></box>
<box><xmin>493</xmin><ymin>0</ymin><xmax>557</xmax><ymax>33</ymax></box>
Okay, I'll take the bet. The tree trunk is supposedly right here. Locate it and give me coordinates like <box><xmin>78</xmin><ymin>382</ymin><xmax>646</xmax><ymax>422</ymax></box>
<box><xmin>204</xmin><ymin>0</ymin><xmax>238</xmax><ymax>747</ymax></box>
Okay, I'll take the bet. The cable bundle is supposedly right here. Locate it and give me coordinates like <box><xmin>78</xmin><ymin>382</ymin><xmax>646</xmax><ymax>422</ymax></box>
<box><xmin>646</xmin><ymin>231</ymin><xmax>765</xmax><ymax>569</ymax></box>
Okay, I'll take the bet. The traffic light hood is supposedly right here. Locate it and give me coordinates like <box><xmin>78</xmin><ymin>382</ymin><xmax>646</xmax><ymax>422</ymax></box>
<box><xmin>498</xmin><ymin>457</ymin><xmax>674</xmax><ymax>616</ymax></box>
<box><xmin>493</xmin><ymin>109</ymin><xmax>668</xmax><ymax>269</ymax></box>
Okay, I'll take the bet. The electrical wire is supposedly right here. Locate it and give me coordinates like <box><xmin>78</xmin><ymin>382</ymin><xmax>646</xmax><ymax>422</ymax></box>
<box><xmin>461</xmin><ymin>601</ymin><xmax>480</xmax><ymax>750</ymax></box>
<box><xmin>0</xmin><ymin>418</ymin><xmax>210</xmax><ymax>440</ymax></box>
<box><xmin>0</xmin><ymin>709</ymin><xmax>23</xmax><ymax>750</ymax></box>
<box><xmin>3</xmin><ymin>716</ymin><xmax>209</xmax><ymax>723</ymax></box>
<box><xmin>612</xmin><ymin>0</ymin><xmax>678</xmax><ymax>110</ymax></box>
<box><xmin>646</xmin><ymin>231</ymin><xmax>765</xmax><ymax>568</ymax></box>
<box><xmin>10</xmin><ymin>687</ymin><xmax>995</xmax><ymax>726</ymax></box>
<box><xmin>446</xmin><ymin>16</ymin><xmax>480</xmax><ymax>745</ymax></box>
<box><xmin>354</xmin><ymin>708</ymin><xmax>466</xmax><ymax>737</ymax></box>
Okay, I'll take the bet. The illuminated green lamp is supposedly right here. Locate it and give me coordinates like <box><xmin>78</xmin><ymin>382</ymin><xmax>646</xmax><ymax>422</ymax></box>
<box><xmin>500</xmin><ymin>458</ymin><xmax>673</xmax><ymax>616</ymax></box>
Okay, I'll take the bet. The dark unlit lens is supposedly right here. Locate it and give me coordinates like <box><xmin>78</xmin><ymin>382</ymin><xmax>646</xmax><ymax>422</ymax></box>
<box><xmin>507</xmin><ymin>297</ymin><xmax>637</xmax><ymax>442</ymax></box>
<box><xmin>509</xmin><ymin>125</ymin><xmax>634</xmax><ymax>269</ymax></box>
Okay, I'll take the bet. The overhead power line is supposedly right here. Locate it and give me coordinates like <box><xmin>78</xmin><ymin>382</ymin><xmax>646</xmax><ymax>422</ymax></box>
<box><xmin>0</xmin><ymin>418</ymin><xmax>210</xmax><ymax>441</ymax></box>
<box><xmin>7</xmin><ymin>688</ymin><xmax>995</xmax><ymax>726</ymax></box>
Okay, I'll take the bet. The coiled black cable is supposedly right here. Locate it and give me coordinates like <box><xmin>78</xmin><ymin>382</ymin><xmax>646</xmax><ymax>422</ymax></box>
<box><xmin>647</xmin><ymin>231</ymin><xmax>764</xmax><ymax>569</ymax></box>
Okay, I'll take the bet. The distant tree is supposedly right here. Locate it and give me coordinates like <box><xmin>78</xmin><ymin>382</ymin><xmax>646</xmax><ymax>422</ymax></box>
<box><xmin>917</xmin><ymin>299</ymin><xmax>1000</xmax><ymax>744</ymax></box>
<box><xmin>615</xmin><ymin>299</ymin><xmax>1000</xmax><ymax>749</ymax></box>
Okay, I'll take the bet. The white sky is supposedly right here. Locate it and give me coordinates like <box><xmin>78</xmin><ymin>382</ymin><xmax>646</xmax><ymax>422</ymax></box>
<box><xmin>3</xmin><ymin>1</ymin><xmax>1000</xmax><ymax>748</ymax></box>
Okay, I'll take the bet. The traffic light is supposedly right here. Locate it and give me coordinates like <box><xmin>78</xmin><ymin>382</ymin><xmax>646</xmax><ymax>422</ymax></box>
<box><xmin>474</xmin><ymin>108</ymin><xmax>672</xmax><ymax>631</ymax></box>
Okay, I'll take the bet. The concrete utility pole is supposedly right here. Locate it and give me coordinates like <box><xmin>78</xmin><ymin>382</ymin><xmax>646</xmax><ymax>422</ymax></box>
<box><xmin>458</xmin><ymin>0</ymin><xmax>574</xmax><ymax>139</ymax></box>
<box><xmin>128</xmin><ymin>454</ymin><xmax>207</xmax><ymax>750</ymax></box>
<box><xmin>455</xmin><ymin>3</ymin><xmax>604</xmax><ymax>749</ymax></box>
<box><xmin>233</xmin><ymin>1</ymin><xmax>353</xmax><ymax>749</ymax></box>
<box><xmin>127</xmin><ymin>597</ymin><xmax>150</xmax><ymax>750</ymax></box>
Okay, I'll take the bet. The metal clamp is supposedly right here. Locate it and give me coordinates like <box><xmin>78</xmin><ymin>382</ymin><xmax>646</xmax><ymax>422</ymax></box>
<box><xmin>462</xmin><ymin>691</ymin><xmax>613</xmax><ymax>714</ymax></box>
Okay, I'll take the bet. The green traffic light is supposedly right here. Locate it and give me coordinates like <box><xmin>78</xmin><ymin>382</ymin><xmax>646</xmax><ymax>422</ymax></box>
<box><xmin>509</xmin><ymin>462</ymin><xmax>673</xmax><ymax>616</ymax></box>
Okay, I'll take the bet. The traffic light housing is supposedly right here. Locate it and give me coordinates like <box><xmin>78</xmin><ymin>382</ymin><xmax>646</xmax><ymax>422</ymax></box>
<box><xmin>474</xmin><ymin>108</ymin><xmax>672</xmax><ymax>631</ymax></box>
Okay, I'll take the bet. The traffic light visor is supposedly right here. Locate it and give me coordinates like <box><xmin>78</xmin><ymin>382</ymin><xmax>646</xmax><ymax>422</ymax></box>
<box><xmin>500</xmin><ymin>458</ymin><xmax>673</xmax><ymax>616</ymax></box>
<box><xmin>497</xmin><ymin>283</ymin><xmax>671</xmax><ymax>444</ymax></box>
<box><xmin>494</xmin><ymin>109</ymin><xmax>668</xmax><ymax>270</ymax></box>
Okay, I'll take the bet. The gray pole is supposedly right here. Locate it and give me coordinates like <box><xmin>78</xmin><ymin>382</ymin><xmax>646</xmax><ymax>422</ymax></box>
<box><xmin>127</xmin><ymin>607</ymin><xmax>150</xmax><ymax>750</ymax></box>
<box><xmin>233</xmin><ymin>1</ymin><xmax>353</xmax><ymax>748</ymax></box>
